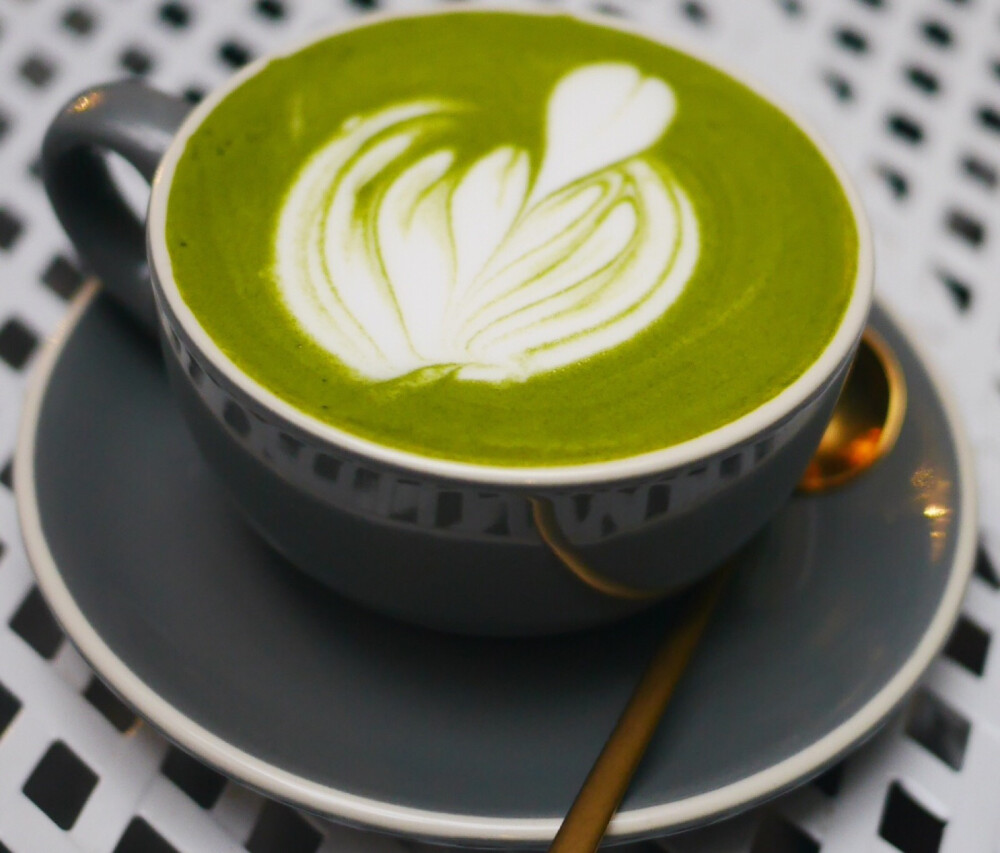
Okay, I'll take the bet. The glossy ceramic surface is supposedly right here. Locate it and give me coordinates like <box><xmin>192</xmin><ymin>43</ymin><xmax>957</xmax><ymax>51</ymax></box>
<box><xmin>16</xmin><ymin>289</ymin><xmax>976</xmax><ymax>845</ymax></box>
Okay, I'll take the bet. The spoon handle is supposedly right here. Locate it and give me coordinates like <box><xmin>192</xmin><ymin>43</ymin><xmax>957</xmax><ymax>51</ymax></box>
<box><xmin>548</xmin><ymin>567</ymin><xmax>730</xmax><ymax>853</ymax></box>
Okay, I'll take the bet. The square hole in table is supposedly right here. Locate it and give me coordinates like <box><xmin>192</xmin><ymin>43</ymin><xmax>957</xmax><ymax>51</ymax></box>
<box><xmin>114</xmin><ymin>818</ymin><xmax>179</xmax><ymax>853</ymax></box>
<box><xmin>41</xmin><ymin>254</ymin><xmax>84</xmax><ymax>300</ymax></box>
<box><xmin>161</xmin><ymin>746</ymin><xmax>225</xmax><ymax>808</ymax></box>
<box><xmin>0</xmin><ymin>680</ymin><xmax>22</xmax><ymax>737</ymax></box>
<box><xmin>946</xmin><ymin>209</ymin><xmax>986</xmax><ymax>247</ymax></box>
<box><xmin>974</xmin><ymin>545</ymin><xmax>999</xmax><ymax>589</ymax></box>
<box><xmin>19</xmin><ymin>54</ymin><xmax>55</xmax><ymax>87</ymax></box>
<box><xmin>823</xmin><ymin>70</ymin><xmax>854</xmax><ymax>102</ymax></box>
<box><xmin>0</xmin><ymin>319</ymin><xmax>39</xmax><ymax>370</ymax></box>
<box><xmin>62</xmin><ymin>6</ymin><xmax>96</xmax><ymax>35</ymax></box>
<box><xmin>22</xmin><ymin>741</ymin><xmax>98</xmax><ymax>830</ymax></box>
<box><xmin>936</xmin><ymin>270</ymin><xmax>973</xmax><ymax>311</ymax></box>
<box><xmin>812</xmin><ymin>760</ymin><xmax>845</xmax><ymax>797</ymax></box>
<box><xmin>961</xmin><ymin>155</ymin><xmax>997</xmax><ymax>189</ymax></box>
<box><xmin>120</xmin><ymin>46</ymin><xmax>153</xmax><ymax>75</ymax></box>
<box><xmin>246</xmin><ymin>801</ymin><xmax>322</xmax><ymax>853</ymax></box>
<box><xmin>920</xmin><ymin>19</ymin><xmax>953</xmax><ymax>48</ymax></box>
<box><xmin>944</xmin><ymin>615</ymin><xmax>990</xmax><ymax>675</ymax></box>
<box><xmin>834</xmin><ymin>26</ymin><xmax>868</xmax><ymax>53</ymax></box>
<box><xmin>681</xmin><ymin>2</ymin><xmax>709</xmax><ymax>25</ymax></box>
<box><xmin>83</xmin><ymin>677</ymin><xmax>138</xmax><ymax>733</ymax></box>
<box><xmin>158</xmin><ymin>2</ymin><xmax>191</xmax><ymax>28</ymax></box>
<box><xmin>905</xmin><ymin>65</ymin><xmax>940</xmax><ymax>95</ymax></box>
<box><xmin>905</xmin><ymin>688</ymin><xmax>970</xmax><ymax>770</ymax></box>
<box><xmin>877</xmin><ymin>164</ymin><xmax>909</xmax><ymax>199</ymax></box>
<box><xmin>977</xmin><ymin>105</ymin><xmax>1000</xmax><ymax>134</ymax></box>
<box><xmin>879</xmin><ymin>781</ymin><xmax>946</xmax><ymax>853</ymax></box>
<box><xmin>256</xmin><ymin>0</ymin><xmax>286</xmax><ymax>20</ymax></box>
<box><xmin>9</xmin><ymin>587</ymin><xmax>64</xmax><ymax>660</ymax></box>
<box><xmin>218</xmin><ymin>40</ymin><xmax>252</xmax><ymax>68</ymax></box>
<box><xmin>887</xmin><ymin>113</ymin><xmax>924</xmax><ymax>144</ymax></box>
<box><xmin>0</xmin><ymin>207</ymin><xmax>24</xmax><ymax>250</ymax></box>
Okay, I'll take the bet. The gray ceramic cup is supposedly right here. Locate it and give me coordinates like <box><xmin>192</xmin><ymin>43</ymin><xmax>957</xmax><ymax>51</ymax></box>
<box><xmin>41</xmin><ymin>11</ymin><xmax>873</xmax><ymax>636</ymax></box>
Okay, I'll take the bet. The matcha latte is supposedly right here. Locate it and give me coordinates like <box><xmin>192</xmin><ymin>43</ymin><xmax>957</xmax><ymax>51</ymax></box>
<box><xmin>165</xmin><ymin>11</ymin><xmax>859</xmax><ymax>467</ymax></box>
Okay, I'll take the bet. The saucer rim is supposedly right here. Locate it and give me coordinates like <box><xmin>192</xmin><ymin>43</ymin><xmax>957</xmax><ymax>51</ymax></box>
<box><xmin>15</xmin><ymin>284</ymin><xmax>979</xmax><ymax>844</ymax></box>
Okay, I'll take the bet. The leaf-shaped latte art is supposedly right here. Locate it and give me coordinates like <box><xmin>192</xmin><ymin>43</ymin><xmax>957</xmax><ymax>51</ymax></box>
<box><xmin>274</xmin><ymin>62</ymin><xmax>700</xmax><ymax>382</ymax></box>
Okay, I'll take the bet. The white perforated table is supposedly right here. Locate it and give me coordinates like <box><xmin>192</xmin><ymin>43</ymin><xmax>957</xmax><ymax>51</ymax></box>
<box><xmin>0</xmin><ymin>1</ymin><xmax>998</xmax><ymax>852</ymax></box>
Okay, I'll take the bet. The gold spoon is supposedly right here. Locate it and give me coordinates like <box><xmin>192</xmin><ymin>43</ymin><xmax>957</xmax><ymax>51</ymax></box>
<box><xmin>548</xmin><ymin>327</ymin><xmax>907</xmax><ymax>853</ymax></box>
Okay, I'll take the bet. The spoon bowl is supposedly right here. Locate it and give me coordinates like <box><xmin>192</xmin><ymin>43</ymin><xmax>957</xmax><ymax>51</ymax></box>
<box><xmin>800</xmin><ymin>328</ymin><xmax>907</xmax><ymax>493</ymax></box>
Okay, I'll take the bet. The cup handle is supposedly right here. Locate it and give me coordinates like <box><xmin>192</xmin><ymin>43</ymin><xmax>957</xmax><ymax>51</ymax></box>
<box><xmin>42</xmin><ymin>81</ymin><xmax>192</xmax><ymax>333</ymax></box>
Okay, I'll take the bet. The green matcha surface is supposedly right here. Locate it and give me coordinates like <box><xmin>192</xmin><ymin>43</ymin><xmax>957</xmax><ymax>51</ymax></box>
<box><xmin>166</xmin><ymin>11</ymin><xmax>858</xmax><ymax>467</ymax></box>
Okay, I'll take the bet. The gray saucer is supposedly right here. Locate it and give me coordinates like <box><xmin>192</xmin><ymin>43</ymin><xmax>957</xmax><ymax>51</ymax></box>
<box><xmin>16</xmin><ymin>288</ymin><xmax>977</xmax><ymax>846</ymax></box>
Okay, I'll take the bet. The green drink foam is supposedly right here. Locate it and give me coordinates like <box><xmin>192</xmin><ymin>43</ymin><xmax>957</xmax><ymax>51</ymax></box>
<box><xmin>166</xmin><ymin>11</ymin><xmax>858</xmax><ymax>467</ymax></box>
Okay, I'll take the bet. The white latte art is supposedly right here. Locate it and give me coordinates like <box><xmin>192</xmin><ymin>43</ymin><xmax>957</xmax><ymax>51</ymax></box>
<box><xmin>274</xmin><ymin>62</ymin><xmax>700</xmax><ymax>382</ymax></box>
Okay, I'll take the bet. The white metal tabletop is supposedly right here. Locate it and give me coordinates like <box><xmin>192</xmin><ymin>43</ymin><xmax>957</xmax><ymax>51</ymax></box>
<box><xmin>0</xmin><ymin>1</ymin><xmax>997</xmax><ymax>851</ymax></box>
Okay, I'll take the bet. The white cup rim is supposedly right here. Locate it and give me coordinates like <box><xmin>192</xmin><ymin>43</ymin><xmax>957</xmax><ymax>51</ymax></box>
<box><xmin>146</xmin><ymin>4</ymin><xmax>874</xmax><ymax>487</ymax></box>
